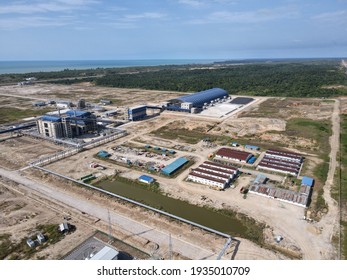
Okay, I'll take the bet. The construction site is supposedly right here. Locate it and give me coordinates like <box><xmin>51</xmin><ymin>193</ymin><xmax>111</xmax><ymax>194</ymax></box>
<box><xmin>0</xmin><ymin>81</ymin><xmax>344</xmax><ymax>260</ymax></box>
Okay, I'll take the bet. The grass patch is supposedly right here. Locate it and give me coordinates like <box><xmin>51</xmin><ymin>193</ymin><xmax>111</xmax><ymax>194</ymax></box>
<box><xmin>0</xmin><ymin>107</ymin><xmax>50</xmax><ymax>124</ymax></box>
<box><xmin>151</xmin><ymin>122</ymin><xmax>234</xmax><ymax>145</ymax></box>
<box><xmin>335</xmin><ymin>114</ymin><xmax>347</xmax><ymax>259</ymax></box>
<box><xmin>0</xmin><ymin>224</ymin><xmax>66</xmax><ymax>260</ymax></box>
<box><xmin>285</xmin><ymin>118</ymin><xmax>331</xmax><ymax>153</ymax></box>
<box><xmin>151</xmin><ymin>126</ymin><xmax>207</xmax><ymax>144</ymax></box>
<box><xmin>342</xmin><ymin>221</ymin><xmax>347</xmax><ymax>260</ymax></box>
<box><xmin>340</xmin><ymin>115</ymin><xmax>347</xmax><ymax>201</ymax></box>
<box><xmin>0</xmin><ymin>234</ymin><xmax>13</xmax><ymax>260</ymax></box>
<box><xmin>321</xmin><ymin>99</ymin><xmax>336</xmax><ymax>103</ymax></box>
<box><xmin>212</xmin><ymin>207</ymin><xmax>265</xmax><ymax>244</ymax></box>
<box><xmin>239</xmin><ymin>98</ymin><xmax>291</xmax><ymax>118</ymax></box>
<box><xmin>105</xmin><ymin>174</ymin><xmax>161</xmax><ymax>193</ymax></box>
<box><xmin>314</xmin><ymin>188</ymin><xmax>328</xmax><ymax>213</ymax></box>
<box><xmin>313</xmin><ymin>161</ymin><xmax>330</xmax><ymax>185</ymax></box>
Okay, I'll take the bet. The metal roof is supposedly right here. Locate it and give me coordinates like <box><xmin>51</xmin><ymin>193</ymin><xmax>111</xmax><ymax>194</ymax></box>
<box><xmin>90</xmin><ymin>246</ymin><xmax>119</xmax><ymax>260</ymax></box>
<box><xmin>254</xmin><ymin>174</ymin><xmax>267</xmax><ymax>184</ymax></box>
<box><xmin>189</xmin><ymin>171</ymin><xmax>226</xmax><ymax>184</ymax></box>
<box><xmin>216</xmin><ymin>148</ymin><xmax>252</xmax><ymax>161</ymax></box>
<box><xmin>129</xmin><ymin>105</ymin><xmax>147</xmax><ymax>111</ymax></box>
<box><xmin>161</xmin><ymin>157</ymin><xmax>189</xmax><ymax>175</ymax></box>
<box><xmin>66</xmin><ymin>110</ymin><xmax>91</xmax><ymax>118</ymax></box>
<box><xmin>173</xmin><ymin>88</ymin><xmax>228</xmax><ymax>107</ymax></box>
<box><xmin>139</xmin><ymin>175</ymin><xmax>154</xmax><ymax>182</ymax></box>
<box><xmin>41</xmin><ymin>115</ymin><xmax>61</xmax><ymax>122</ymax></box>
<box><xmin>230</xmin><ymin>97</ymin><xmax>254</xmax><ymax>105</ymax></box>
<box><xmin>302</xmin><ymin>176</ymin><xmax>314</xmax><ymax>187</ymax></box>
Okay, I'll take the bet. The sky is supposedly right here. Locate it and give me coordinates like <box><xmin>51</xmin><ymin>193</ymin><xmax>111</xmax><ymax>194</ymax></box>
<box><xmin>0</xmin><ymin>0</ymin><xmax>346</xmax><ymax>60</ymax></box>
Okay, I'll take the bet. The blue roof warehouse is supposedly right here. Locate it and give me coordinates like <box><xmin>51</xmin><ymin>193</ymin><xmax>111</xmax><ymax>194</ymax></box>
<box><xmin>161</xmin><ymin>157</ymin><xmax>189</xmax><ymax>176</ymax></box>
<box><xmin>139</xmin><ymin>175</ymin><xmax>155</xmax><ymax>184</ymax></box>
<box><xmin>165</xmin><ymin>88</ymin><xmax>228</xmax><ymax>113</ymax></box>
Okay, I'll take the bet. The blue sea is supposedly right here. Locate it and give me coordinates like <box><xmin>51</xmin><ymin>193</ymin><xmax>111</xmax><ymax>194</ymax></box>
<box><xmin>0</xmin><ymin>59</ymin><xmax>217</xmax><ymax>74</ymax></box>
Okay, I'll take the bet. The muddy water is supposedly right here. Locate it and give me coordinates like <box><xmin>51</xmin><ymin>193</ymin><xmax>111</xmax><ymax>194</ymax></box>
<box><xmin>95</xmin><ymin>179</ymin><xmax>248</xmax><ymax>237</ymax></box>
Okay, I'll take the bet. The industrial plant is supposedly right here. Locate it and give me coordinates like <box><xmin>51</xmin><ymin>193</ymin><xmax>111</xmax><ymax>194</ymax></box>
<box><xmin>36</xmin><ymin>110</ymin><xmax>98</xmax><ymax>139</ymax></box>
<box><xmin>0</xmin><ymin>81</ymin><xmax>331</xmax><ymax>262</ymax></box>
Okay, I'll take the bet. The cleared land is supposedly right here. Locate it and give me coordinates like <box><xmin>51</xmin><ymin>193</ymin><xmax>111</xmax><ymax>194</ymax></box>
<box><xmin>0</xmin><ymin>82</ymin><xmax>341</xmax><ymax>260</ymax></box>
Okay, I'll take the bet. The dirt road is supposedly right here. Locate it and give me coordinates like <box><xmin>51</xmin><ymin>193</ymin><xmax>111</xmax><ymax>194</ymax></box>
<box><xmin>314</xmin><ymin>99</ymin><xmax>340</xmax><ymax>258</ymax></box>
<box><xmin>0</xmin><ymin>167</ymin><xmax>228</xmax><ymax>260</ymax></box>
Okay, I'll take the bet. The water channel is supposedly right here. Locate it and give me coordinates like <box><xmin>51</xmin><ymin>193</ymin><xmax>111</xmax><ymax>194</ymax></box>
<box><xmin>95</xmin><ymin>178</ymin><xmax>250</xmax><ymax>238</ymax></box>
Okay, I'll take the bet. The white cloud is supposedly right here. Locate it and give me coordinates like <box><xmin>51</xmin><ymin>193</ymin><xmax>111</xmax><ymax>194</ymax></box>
<box><xmin>312</xmin><ymin>10</ymin><xmax>347</xmax><ymax>24</ymax></box>
<box><xmin>124</xmin><ymin>12</ymin><xmax>166</xmax><ymax>20</ymax></box>
<box><xmin>0</xmin><ymin>15</ymin><xmax>75</xmax><ymax>30</ymax></box>
<box><xmin>188</xmin><ymin>6</ymin><xmax>298</xmax><ymax>24</ymax></box>
<box><xmin>0</xmin><ymin>0</ymin><xmax>99</xmax><ymax>14</ymax></box>
<box><xmin>178</xmin><ymin>0</ymin><xmax>204</xmax><ymax>7</ymax></box>
<box><xmin>101</xmin><ymin>12</ymin><xmax>167</xmax><ymax>29</ymax></box>
<box><xmin>177</xmin><ymin>0</ymin><xmax>237</xmax><ymax>8</ymax></box>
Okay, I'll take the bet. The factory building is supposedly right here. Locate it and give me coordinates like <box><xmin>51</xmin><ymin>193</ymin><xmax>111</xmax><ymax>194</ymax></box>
<box><xmin>161</xmin><ymin>157</ymin><xmax>189</xmax><ymax>176</ymax></box>
<box><xmin>265</xmin><ymin>149</ymin><xmax>303</xmax><ymax>163</ymax></box>
<box><xmin>36</xmin><ymin>110</ymin><xmax>97</xmax><ymax>139</ymax></box>
<box><xmin>258</xmin><ymin>149</ymin><xmax>304</xmax><ymax>176</ymax></box>
<box><xmin>77</xmin><ymin>99</ymin><xmax>86</xmax><ymax>109</ymax></box>
<box><xmin>127</xmin><ymin>105</ymin><xmax>147</xmax><ymax>121</ymax></box>
<box><xmin>165</xmin><ymin>88</ymin><xmax>228</xmax><ymax>113</ymax></box>
<box><xmin>56</xmin><ymin>101</ymin><xmax>72</xmax><ymax>109</ymax></box>
<box><xmin>249</xmin><ymin>184</ymin><xmax>309</xmax><ymax>207</ymax></box>
<box><xmin>187</xmin><ymin>161</ymin><xmax>238</xmax><ymax>190</ymax></box>
<box><xmin>188</xmin><ymin>172</ymin><xmax>227</xmax><ymax>189</ymax></box>
<box><xmin>89</xmin><ymin>246</ymin><xmax>119</xmax><ymax>260</ymax></box>
<box><xmin>215</xmin><ymin>148</ymin><xmax>253</xmax><ymax>163</ymax></box>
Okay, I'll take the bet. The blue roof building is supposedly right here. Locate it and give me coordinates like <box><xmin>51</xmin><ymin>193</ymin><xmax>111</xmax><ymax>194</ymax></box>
<box><xmin>245</xmin><ymin>145</ymin><xmax>260</xmax><ymax>150</ymax></box>
<box><xmin>174</xmin><ymin>88</ymin><xmax>228</xmax><ymax>107</ymax></box>
<box><xmin>66</xmin><ymin>110</ymin><xmax>91</xmax><ymax>118</ymax></box>
<box><xmin>167</xmin><ymin>88</ymin><xmax>228</xmax><ymax>112</ymax></box>
<box><xmin>254</xmin><ymin>174</ymin><xmax>267</xmax><ymax>184</ymax></box>
<box><xmin>128</xmin><ymin>106</ymin><xmax>147</xmax><ymax>121</ymax></box>
<box><xmin>161</xmin><ymin>157</ymin><xmax>189</xmax><ymax>176</ymax></box>
<box><xmin>97</xmin><ymin>150</ymin><xmax>111</xmax><ymax>158</ymax></box>
<box><xmin>37</xmin><ymin>109</ymin><xmax>97</xmax><ymax>139</ymax></box>
<box><xmin>301</xmin><ymin>176</ymin><xmax>314</xmax><ymax>187</ymax></box>
<box><xmin>139</xmin><ymin>175</ymin><xmax>155</xmax><ymax>184</ymax></box>
<box><xmin>41</xmin><ymin>115</ymin><xmax>61</xmax><ymax>122</ymax></box>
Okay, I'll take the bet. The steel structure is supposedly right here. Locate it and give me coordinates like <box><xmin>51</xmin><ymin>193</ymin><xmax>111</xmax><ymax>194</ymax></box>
<box><xmin>169</xmin><ymin>88</ymin><xmax>228</xmax><ymax>108</ymax></box>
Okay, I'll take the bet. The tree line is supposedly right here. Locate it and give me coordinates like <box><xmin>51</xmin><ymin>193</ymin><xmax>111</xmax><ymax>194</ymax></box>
<box><xmin>94</xmin><ymin>62</ymin><xmax>347</xmax><ymax>97</ymax></box>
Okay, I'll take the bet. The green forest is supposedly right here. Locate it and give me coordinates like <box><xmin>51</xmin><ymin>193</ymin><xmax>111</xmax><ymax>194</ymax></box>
<box><xmin>1</xmin><ymin>59</ymin><xmax>347</xmax><ymax>97</ymax></box>
<box><xmin>94</xmin><ymin>61</ymin><xmax>347</xmax><ymax>97</ymax></box>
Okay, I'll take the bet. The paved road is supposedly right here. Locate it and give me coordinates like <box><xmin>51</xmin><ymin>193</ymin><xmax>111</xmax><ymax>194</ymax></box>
<box><xmin>0</xmin><ymin>167</ymin><xmax>222</xmax><ymax>260</ymax></box>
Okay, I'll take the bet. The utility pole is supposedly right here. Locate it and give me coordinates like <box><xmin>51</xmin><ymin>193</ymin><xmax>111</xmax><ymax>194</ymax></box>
<box><xmin>108</xmin><ymin>210</ymin><xmax>113</xmax><ymax>244</ymax></box>
<box><xmin>169</xmin><ymin>234</ymin><xmax>172</xmax><ymax>260</ymax></box>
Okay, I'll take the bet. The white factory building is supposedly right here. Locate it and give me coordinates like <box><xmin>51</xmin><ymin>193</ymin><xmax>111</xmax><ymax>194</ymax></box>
<box><xmin>187</xmin><ymin>161</ymin><xmax>238</xmax><ymax>190</ymax></box>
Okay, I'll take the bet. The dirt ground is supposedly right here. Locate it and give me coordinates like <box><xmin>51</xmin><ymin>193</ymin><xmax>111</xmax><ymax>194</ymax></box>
<box><xmin>0</xmin><ymin>83</ymin><xmax>184</xmax><ymax>108</ymax></box>
<box><xmin>0</xmin><ymin>83</ymin><xmax>341</xmax><ymax>260</ymax></box>
<box><xmin>0</xmin><ymin>177</ymin><xmax>94</xmax><ymax>260</ymax></box>
<box><xmin>0</xmin><ymin>136</ymin><xmax>64</xmax><ymax>170</ymax></box>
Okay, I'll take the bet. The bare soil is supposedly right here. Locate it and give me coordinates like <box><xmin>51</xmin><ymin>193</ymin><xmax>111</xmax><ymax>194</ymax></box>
<box><xmin>0</xmin><ymin>83</ymin><xmax>340</xmax><ymax>260</ymax></box>
<box><xmin>0</xmin><ymin>178</ymin><xmax>94</xmax><ymax>260</ymax></box>
<box><xmin>0</xmin><ymin>136</ymin><xmax>64</xmax><ymax>170</ymax></box>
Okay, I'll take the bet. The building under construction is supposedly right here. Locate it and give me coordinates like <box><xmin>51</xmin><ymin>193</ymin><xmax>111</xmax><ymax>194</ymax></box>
<box><xmin>36</xmin><ymin>110</ymin><xmax>97</xmax><ymax>139</ymax></box>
